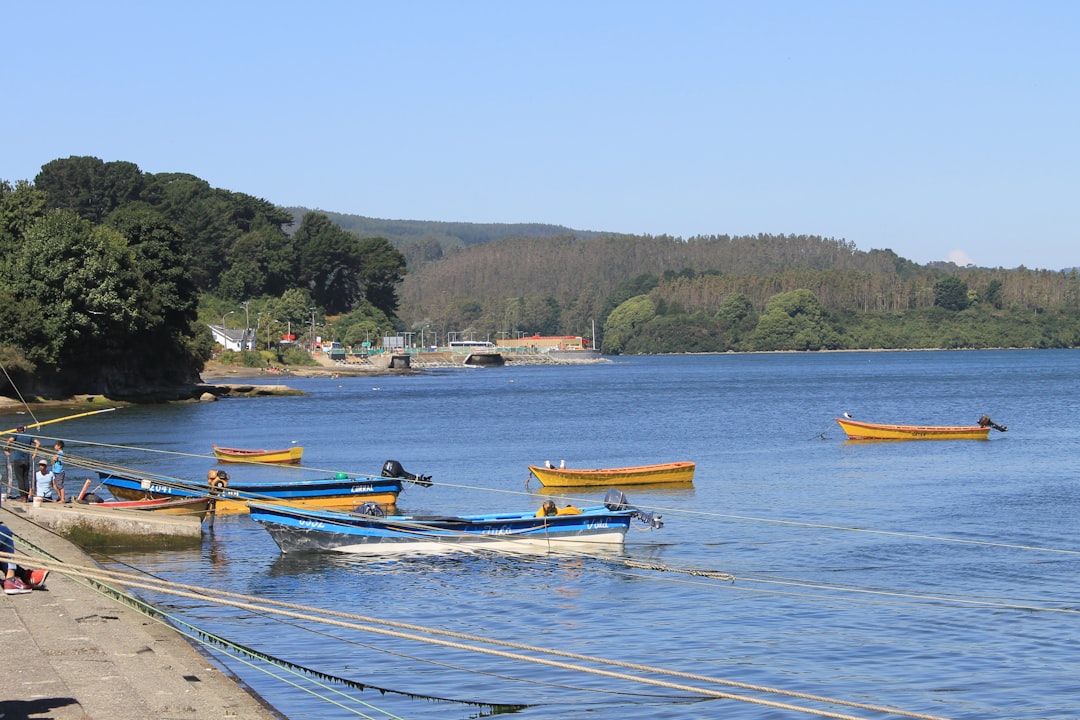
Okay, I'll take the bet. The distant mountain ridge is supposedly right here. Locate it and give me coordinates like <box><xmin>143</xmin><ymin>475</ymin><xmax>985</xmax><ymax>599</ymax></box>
<box><xmin>286</xmin><ymin>207</ymin><xmax>618</xmax><ymax>249</ymax></box>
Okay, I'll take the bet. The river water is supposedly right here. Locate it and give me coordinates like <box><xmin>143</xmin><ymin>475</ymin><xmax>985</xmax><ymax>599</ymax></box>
<box><xmin>12</xmin><ymin>350</ymin><xmax>1080</xmax><ymax>719</ymax></box>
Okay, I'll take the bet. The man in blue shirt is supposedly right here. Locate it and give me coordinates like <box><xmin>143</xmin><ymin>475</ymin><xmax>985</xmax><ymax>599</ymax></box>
<box><xmin>4</xmin><ymin>426</ymin><xmax>36</xmax><ymax>501</ymax></box>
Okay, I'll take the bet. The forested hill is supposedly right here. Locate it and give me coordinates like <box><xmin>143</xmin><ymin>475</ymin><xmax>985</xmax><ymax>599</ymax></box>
<box><xmin>286</xmin><ymin>207</ymin><xmax>619</xmax><ymax>271</ymax></box>
<box><xmin>392</xmin><ymin>231</ymin><xmax>1080</xmax><ymax>354</ymax></box>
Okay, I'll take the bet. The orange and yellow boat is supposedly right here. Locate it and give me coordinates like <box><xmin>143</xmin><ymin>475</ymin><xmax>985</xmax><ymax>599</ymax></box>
<box><xmin>836</xmin><ymin>416</ymin><xmax>1007</xmax><ymax>441</ymax></box>
<box><xmin>528</xmin><ymin>461</ymin><xmax>695</xmax><ymax>488</ymax></box>
<box><xmin>213</xmin><ymin>445</ymin><xmax>304</xmax><ymax>464</ymax></box>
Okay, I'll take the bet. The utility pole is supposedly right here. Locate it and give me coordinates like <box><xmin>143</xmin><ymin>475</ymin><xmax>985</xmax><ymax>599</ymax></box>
<box><xmin>240</xmin><ymin>301</ymin><xmax>251</xmax><ymax>349</ymax></box>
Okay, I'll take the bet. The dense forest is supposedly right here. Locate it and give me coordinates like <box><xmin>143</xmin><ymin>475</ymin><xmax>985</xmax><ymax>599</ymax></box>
<box><xmin>1</xmin><ymin>157</ymin><xmax>406</xmax><ymax>398</ymax></box>
<box><xmin>2</xmin><ymin>155</ymin><xmax>1079</xmax><ymax>399</ymax></box>
<box><xmin>390</xmin><ymin>234</ymin><xmax>1080</xmax><ymax>353</ymax></box>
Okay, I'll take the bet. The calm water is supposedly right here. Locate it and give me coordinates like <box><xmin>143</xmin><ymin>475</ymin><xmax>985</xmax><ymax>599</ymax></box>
<box><xmin>16</xmin><ymin>350</ymin><xmax>1080</xmax><ymax>719</ymax></box>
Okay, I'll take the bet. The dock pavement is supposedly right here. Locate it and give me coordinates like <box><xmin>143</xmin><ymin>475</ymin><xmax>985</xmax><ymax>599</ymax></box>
<box><xmin>0</xmin><ymin>503</ymin><xmax>282</xmax><ymax>720</ymax></box>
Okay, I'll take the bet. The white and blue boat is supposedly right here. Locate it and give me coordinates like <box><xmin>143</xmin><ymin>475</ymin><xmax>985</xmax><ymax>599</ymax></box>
<box><xmin>249</xmin><ymin>488</ymin><xmax>663</xmax><ymax>555</ymax></box>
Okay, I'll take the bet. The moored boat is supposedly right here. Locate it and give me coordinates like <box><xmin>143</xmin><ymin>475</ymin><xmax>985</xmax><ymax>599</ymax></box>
<box><xmin>99</xmin><ymin>459</ymin><xmax>431</xmax><ymax>515</ymax></box>
<box><xmin>249</xmin><ymin>488</ymin><xmax>663</xmax><ymax>556</ymax></box>
<box><xmin>79</xmin><ymin>495</ymin><xmax>215</xmax><ymax>521</ymax></box>
<box><xmin>528</xmin><ymin>461</ymin><xmax>695</xmax><ymax>487</ymax></box>
<box><xmin>836</xmin><ymin>415</ymin><xmax>1008</xmax><ymax>441</ymax></box>
<box><xmin>213</xmin><ymin>445</ymin><xmax>304</xmax><ymax>464</ymax></box>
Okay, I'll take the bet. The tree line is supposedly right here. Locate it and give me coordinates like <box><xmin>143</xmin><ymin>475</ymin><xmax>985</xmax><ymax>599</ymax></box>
<box><xmin>1</xmin><ymin>157</ymin><xmax>406</xmax><ymax>398</ymax></box>
<box><xmin>4</xmin><ymin>155</ymin><xmax>1079</xmax><ymax>400</ymax></box>
<box><xmin>394</xmin><ymin>234</ymin><xmax>1080</xmax><ymax>353</ymax></box>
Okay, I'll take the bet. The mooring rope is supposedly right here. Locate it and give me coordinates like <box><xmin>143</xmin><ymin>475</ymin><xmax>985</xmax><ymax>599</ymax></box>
<box><xmin>24</xmin><ymin>434</ymin><xmax>1080</xmax><ymax>562</ymax></box>
<box><xmin>0</xmin><ymin>550</ymin><xmax>952</xmax><ymax>720</ymax></box>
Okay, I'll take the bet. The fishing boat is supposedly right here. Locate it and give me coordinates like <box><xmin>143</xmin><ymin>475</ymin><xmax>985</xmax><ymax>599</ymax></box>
<box><xmin>249</xmin><ymin>488</ymin><xmax>663</xmax><ymax>556</ymax></box>
<box><xmin>527</xmin><ymin>461</ymin><xmax>696</xmax><ymax>487</ymax></box>
<box><xmin>213</xmin><ymin>445</ymin><xmax>304</xmax><ymax>464</ymax></box>
<box><xmin>79</xmin><ymin>495</ymin><xmax>215</xmax><ymax>521</ymax></box>
<box><xmin>835</xmin><ymin>415</ymin><xmax>1008</xmax><ymax>441</ymax></box>
<box><xmin>99</xmin><ymin>459</ymin><xmax>432</xmax><ymax>515</ymax></box>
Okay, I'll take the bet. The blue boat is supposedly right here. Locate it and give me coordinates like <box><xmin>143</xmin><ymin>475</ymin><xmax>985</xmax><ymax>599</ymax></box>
<box><xmin>249</xmin><ymin>488</ymin><xmax>663</xmax><ymax>555</ymax></box>
<box><xmin>99</xmin><ymin>460</ymin><xmax>431</xmax><ymax>515</ymax></box>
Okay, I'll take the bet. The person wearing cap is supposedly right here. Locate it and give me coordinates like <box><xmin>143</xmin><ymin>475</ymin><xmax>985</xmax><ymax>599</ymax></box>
<box><xmin>5</xmin><ymin>426</ymin><xmax>37</xmax><ymax>501</ymax></box>
<box><xmin>50</xmin><ymin>440</ymin><xmax>66</xmax><ymax>502</ymax></box>
<box><xmin>33</xmin><ymin>458</ymin><xmax>58</xmax><ymax>502</ymax></box>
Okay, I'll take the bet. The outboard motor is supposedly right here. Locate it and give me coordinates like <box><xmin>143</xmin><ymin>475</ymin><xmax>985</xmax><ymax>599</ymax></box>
<box><xmin>382</xmin><ymin>460</ymin><xmax>433</xmax><ymax>487</ymax></box>
<box><xmin>977</xmin><ymin>414</ymin><xmax>1008</xmax><ymax>432</ymax></box>
<box><xmin>603</xmin><ymin>487</ymin><xmax>663</xmax><ymax>530</ymax></box>
<box><xmin>604</xmin><ymin>487</ymin><xmax>629</xmax><ymax>511</ymax></box>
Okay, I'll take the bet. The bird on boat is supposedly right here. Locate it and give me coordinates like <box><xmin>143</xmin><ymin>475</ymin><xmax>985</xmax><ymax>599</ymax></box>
<box><xmin>544</xmin><ymin>460</ymin><xmax>555</xmax><ymax>469</ymax></box>
<box><xmin>843</xmin><ymin>412</ymin><xmax>854</xmax><ymax>419</ymax></box>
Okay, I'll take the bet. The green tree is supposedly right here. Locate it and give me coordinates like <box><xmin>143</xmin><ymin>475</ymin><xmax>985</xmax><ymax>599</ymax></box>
<box><xmin>336</xmin><ymin>303</ymin><xmax>394</xmax><ymax>347</ymax></box>
<box><xmin>0</xmin><ymin>180</ymin><xmax>47</xmax><ymax>259</ymax></box>
<box><xmin>983</xmin><ymin>279</ymin><xmax>1004</xmax><ymax>309</ymax></box>
<box><xmin>752</xmin><ymin>289</ymin><xmax>837</xmax><ymax>351</ymax></box>
<box><xmin>715</xmin><ymin>292</ymin><xmax>758</xmax><ymax>349</ymax></box>
<box><xmin>355</xmin><ymin>236</ymin><xmax>407</xmax><ymax>318</ymax></box>
<box><xmin>602</xmin><ymin>295</ymin><xmax>657</xmax><ymax>354</ymax></box>
<box><xmin>295</xmin><ymin>212</ymin><xmax>365</xmax><ymax>314</ymax></box>
<box><xmin>106</xmin><ymin>204</ymin><xmax>198</xmax><ymax>330</ymax></box>
<box><xmin>35</xmin><ymin>156</ymin><xmax>144</xmax><ymax>224</ymax></box>
<box><xmin>521</xmin><ymin>295</ymin><xmax>561</xmax><ymax>336</ymax></box>
<box><xmin>0</xmin><ymin>206</ymin><xmax>205</xmax><ymax>396</ymax></box>
<box><xmin>934</xmin><ymin>276</ymin><xmax>970</xmax><ymax>311</ymax></box>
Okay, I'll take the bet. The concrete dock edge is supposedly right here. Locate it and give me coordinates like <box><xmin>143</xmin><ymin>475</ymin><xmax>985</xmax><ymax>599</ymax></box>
<box><xmin>1</xmin><ymin>504</ymin><xmax>282</xmax><ymax>720</ymax></box>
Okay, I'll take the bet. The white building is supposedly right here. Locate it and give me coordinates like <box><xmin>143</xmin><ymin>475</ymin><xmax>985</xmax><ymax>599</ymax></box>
<box><xmin>209</xmin><ymin>324</ymin><xmax>255</xmax><ymax>352</ymax></box>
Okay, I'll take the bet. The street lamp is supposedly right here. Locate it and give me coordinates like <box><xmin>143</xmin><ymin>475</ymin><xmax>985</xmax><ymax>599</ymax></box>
<box><xmin>221</xmin><ymin>312</ymin><xmax>236</xmax><ymax>350</ymax></box>
<box><xmin>309</xmin><ymin>307</ymin><xmax>317</xmax><ymax>352</ymax></box>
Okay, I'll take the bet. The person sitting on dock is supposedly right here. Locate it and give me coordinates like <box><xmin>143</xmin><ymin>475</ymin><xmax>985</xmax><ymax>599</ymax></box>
<box><xmin>33</xmin><ymin>459</ymin><xmax>58</xmax><ymax>502</ymax></box>
<box><xmin>1</xmin><ymin>520</ymin><xmax>31</xmax><ymax>594</ymax></box>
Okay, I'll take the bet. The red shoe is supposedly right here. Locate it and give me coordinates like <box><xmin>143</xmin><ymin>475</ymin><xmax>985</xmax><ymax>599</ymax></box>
<box><xmin>3</xmin><ymin>577</ymin><xmax>31</xmax><ymax>595</ymax></box>
<box><xmin>15</xmin><ymin>568</ymin><xmax>49</xmax><ymax>590</ymax></box>
<box><xmin>27</xmin><ymin>569</ymin><xmax>49</xmax><ymax>590</ymax></box>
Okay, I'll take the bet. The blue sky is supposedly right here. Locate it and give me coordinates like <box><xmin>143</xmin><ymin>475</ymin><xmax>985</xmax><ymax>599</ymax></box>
<box><xmin>6</xmin><ymin>2</ymin><xmax>1077</xmax><ymax>270</ymax></box>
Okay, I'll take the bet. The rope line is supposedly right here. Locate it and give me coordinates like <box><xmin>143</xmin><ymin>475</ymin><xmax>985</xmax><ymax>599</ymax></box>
<box><xmin>15</xmin><ymin>432</ymin><xmax>1080</xmax><ymax>560</ymax></box>
<box><xmin>0</xmin><ymin>551</ymin><xmax>951</xmax><ymax>720</ymax></box>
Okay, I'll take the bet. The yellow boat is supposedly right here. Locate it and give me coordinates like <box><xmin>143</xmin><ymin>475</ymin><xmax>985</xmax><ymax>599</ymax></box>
<box><xmin>213</xmin><ymin>445</ymin><xmax>304</xmax><ymax>464</ymax></box>
<box><xmin>528</xmin><ymin>461</ymin><xmax>695</xmax><ymax>488</ymax></box>
<box><xmin>835</xmin><ymin>416</ymin><xmax>1007</xmax><ymax>441</ymax></box>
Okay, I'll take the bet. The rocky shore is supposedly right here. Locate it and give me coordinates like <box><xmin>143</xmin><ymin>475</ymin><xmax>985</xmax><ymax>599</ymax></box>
<box><xmin>1</xmin><ymin>352</ymin><xmax>608</xmax><ymax>410</ymax></box>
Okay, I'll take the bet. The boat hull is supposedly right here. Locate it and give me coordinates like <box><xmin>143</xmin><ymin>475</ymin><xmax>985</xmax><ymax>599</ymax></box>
<box><xmin>213</xmin><ymin>445</ymin><xmax>304</xmax><ymax>464</ymax></box>
<box><xmin>836</xmin><ymin>418</ymin><xmax>991</xmax><ymax>441</ymax></box>
<box><xmin>528</xmin><ymin>461</ymin><xmax>695</xmax><ymax>487</ymax></box>
<box><xmin>82</xmin><ymin>496</ymin><xmax>214</xmax><ymax>521</ymax></box>
<box><xmin>249</xmin><ymin>503</ymin><xmax>635</xmax><ymax>556</ymax></box>
<box><xmin>100</xmin><ymin>473</ymin><xmax>401</xmax><ymax>515</ymax></box>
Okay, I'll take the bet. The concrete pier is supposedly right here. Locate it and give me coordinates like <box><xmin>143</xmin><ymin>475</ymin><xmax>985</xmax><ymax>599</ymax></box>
<box><xmin>0</xmin><ymin>505</ymin><xmax>279</xmax><ymax>719</ymax></box>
